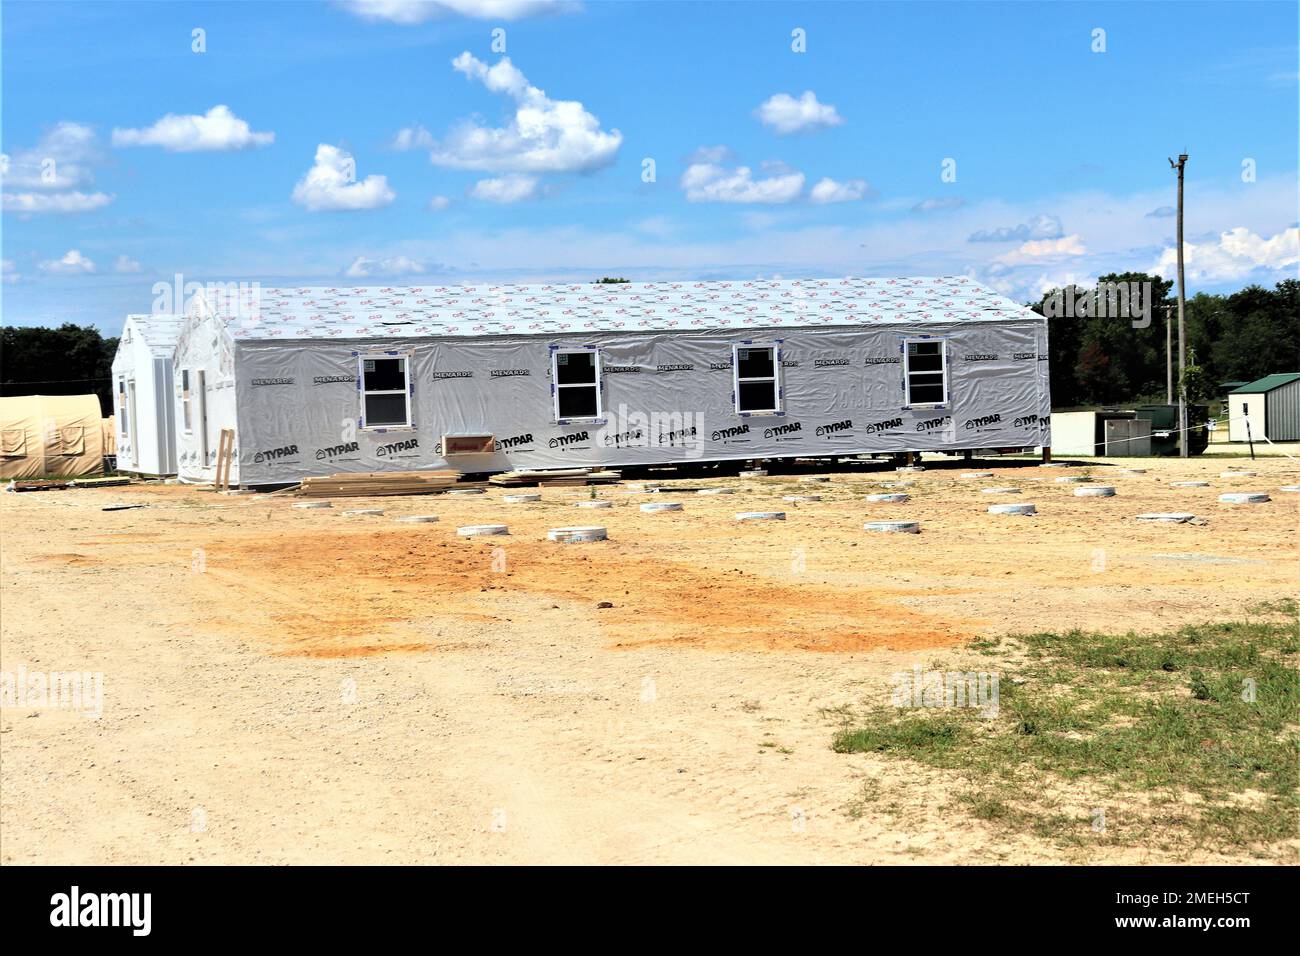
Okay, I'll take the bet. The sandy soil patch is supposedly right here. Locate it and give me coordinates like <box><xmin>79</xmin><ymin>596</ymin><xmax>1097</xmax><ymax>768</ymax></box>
<box><xmin>2</xmin><ymin>455</ymin><xmax>1296</xmax><ymax>864</ymax></box>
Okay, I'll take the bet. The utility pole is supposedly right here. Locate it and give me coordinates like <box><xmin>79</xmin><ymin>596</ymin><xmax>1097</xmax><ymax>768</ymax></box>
<box><xmin>1164</xmin><ymin>303</ymin><xmax>1173</xmax><ymax>404</ymax></box>
<box><xmin>1169</xmin><ymin>153</ymin><xmax>1189</xmax><ymax>457</ymax></box>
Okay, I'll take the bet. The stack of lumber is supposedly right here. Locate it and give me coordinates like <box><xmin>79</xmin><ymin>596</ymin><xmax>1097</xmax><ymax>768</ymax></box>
<box><xmin>298</xmin><ymin>470</ymin><xmax>486</xmax><ymax>498</ymax></box>
<box><xmin>488</xmin><ymin>468</ymin><xmax>621</xmax><ymax>488</ymax></box>
<box><xmin>70</xmin><ymin>476</ymin><xmax>132</xmax><ymax>489</ymax></box>
<box><xmin>7</xmin><ymin>479</ymin><xmax>70</xmax><ymax>492</ymax></box>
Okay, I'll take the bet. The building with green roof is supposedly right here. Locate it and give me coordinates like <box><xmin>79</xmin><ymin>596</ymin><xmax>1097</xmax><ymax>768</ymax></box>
<box><xmin>1227</xmin><ymin>373</ymin><xmax>1300</xmax><ymax>442</ymax></box>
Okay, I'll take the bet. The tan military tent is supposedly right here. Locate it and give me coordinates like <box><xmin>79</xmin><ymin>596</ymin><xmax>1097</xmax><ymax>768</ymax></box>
<box><xmin>0</xmin><ymin>394</ymin><xmax>105</xmax><ymax>479</ymax></box>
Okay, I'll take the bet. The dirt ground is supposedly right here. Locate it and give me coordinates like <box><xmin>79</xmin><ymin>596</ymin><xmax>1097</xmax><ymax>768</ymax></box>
<box><xmin>2</xmin><ymin>454</ymin><xmax>1296</xmax><ymax>865</ymax></box>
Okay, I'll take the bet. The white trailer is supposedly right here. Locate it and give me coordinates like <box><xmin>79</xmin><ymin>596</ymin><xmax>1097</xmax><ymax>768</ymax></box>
<box><xmin>111</xmin><ymin>314</ymin><xmax>184</xmax><ymax>476</ymax></box>
<box><xmin>172</xmin><ymin>277</ymin><xmax>1052</xmax><ymax>486</ymax></box>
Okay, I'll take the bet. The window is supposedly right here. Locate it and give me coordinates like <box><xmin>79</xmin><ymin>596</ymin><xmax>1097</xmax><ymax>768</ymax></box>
<box><xmin>904</xmin><ymin>338</ymin><xmax>948</xmax><ymax>406</ymax></box>
<box><xmin>732</xmin><ymin>343</ymin><xmax>781</xmax><ymax>414</ymax></box>
<box><xmin>359</xmin><ymin>353</ymin><xmax>412</xmax><ymax>428</ymax></box>
<box><xmin>118</xmin><ymin>378</ymin><xmax>130</xmax><ymax>438</ymax></box>
<box><xmin>180</xmin><ymin>370</ymin><xmax>192</xmax><ymax>432</ymax></box>
<box><xmin>551</xmin><ymin>348</ymin><xmax>602</xmax><ymax>421</ymax></box>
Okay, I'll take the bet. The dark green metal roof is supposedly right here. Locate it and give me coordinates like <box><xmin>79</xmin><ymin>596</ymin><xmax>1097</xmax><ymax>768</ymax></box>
<box><xmin>1229</xmin><ymin>373</ymin><xmax>1300</xmax><ymax>394</ymax></box>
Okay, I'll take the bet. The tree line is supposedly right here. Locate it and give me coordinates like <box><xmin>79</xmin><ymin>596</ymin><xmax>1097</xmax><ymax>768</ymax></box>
<box><xmin>1033</xmin><ymin>275</ymin><xmax>1298</xmax><ymax>409</ymax></box>
<box><xmin>1</xmin><ymin>324</ymin><xmax>120</xmax><ymax>415</ymax></box>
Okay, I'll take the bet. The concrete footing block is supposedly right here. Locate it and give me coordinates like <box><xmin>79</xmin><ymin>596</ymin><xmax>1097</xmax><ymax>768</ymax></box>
<box><xmin>547</xmin><ymin>526</ymin><xmax>607</xmax><ymax>543</ymax></box>
<box><xmin>867</xmin><ymin>493</ymin><xmax>909</xmax><ymax>503</ymax></box>
<box><xmin>864</xmin><ymin>520</ymin><xmax>920</xmax><ymax>533</ymax></box>
<box><xmin>458</xmin><ymin>524</ymin><xmax>508</xmax><ymax>536</ymax></box>
<box><xmin>1074</xmin><ymin>486</ymin><xmax>1116</xmax><ymax>497</ymax></box>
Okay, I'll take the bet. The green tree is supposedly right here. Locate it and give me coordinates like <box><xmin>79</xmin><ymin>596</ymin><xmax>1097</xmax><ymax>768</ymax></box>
<box><xmin>1180</xmin><ymin>349</ymin><xmax>1214</xmax><ymax>404</ymax></box>
<box><xmin>1032</xmin><ymin>271</ymin><xmax>1173</xmax><ymax>406</ymax></box>
<box><xmin>0</xmin><ymin>324</ymin><xmax>119</xmax><ymax>414</ymax></box>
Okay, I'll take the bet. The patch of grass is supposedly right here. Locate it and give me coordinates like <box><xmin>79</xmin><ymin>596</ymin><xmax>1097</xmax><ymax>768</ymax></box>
<box><xmin>834</xmin><ymin>714</ymin><xmax>971</xmax><ymax>757</ymax></box>
<box><xmin>832</xmin><ymin>615</ymin><xmax>1300</xmax><ymax>854</ymax></box>
<box><xmin>1250</xmin><ymin>597</ymin><xmax>1299</xmax><ymax>618</ymax></box>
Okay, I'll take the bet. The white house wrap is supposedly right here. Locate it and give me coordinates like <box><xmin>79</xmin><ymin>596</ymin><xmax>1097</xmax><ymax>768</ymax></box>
<box><xmin>111</xmin><ymin>314</ymin><xmax>185</xmax><ymax>476</ymax></box>
<box><xmin>172</xmin><ymin>277</ymin><xmax>1052</xmax><ymax>485</ymax></box>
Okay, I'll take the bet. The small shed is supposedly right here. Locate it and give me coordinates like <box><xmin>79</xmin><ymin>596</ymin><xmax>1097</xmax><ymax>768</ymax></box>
<box><xmin>1050</xmin><ymin>409</ymin><xmax>1154</xmax><ymax>457</ymax></box>
<box><xmin>1227</xmin><ymin>373</ymin><xmax>1300</xmax><ymax>442</ymax></box>
<box><xmin>111</xmin><ymin>314</ymin><xmax>184</xmax><ymax>475</ymax></box>
<box><xmin>0</xmin><ymin>394</ymin><xmax>106</xmax><ymax>479</ymax></box>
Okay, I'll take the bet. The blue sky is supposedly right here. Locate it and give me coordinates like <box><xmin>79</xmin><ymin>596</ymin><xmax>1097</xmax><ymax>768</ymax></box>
<box><xmin>2</xmin><ymin>0</ymin><xmax>1297</xmax><ymax>334</ymax></box>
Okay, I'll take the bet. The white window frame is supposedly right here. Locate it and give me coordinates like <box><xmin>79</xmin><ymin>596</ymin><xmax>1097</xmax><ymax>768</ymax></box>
<box><xmin>118</xmin><ymin>377</ymin><xmax>130</xmax><ymax>439</ymax></box>
<box><xmin>551</xmin><ymin>347</ymin><xmax>604</xmax><ymax>423</ymax></box>
<box><xmin>180</xmin><ymin>369</ymin><xmax>192</xmax><ymax>433</ymax></box>
<box><xmin>357</xmin><ymin>351</ymin><xmax>414</xmax><ymax>430</ymax></box>
<box><xmin>902</xmin><ymin>337</ymin><xmax>949</xmax><ymax>408</ymax></box>
<box><xmin>732</xmin><ymin>342</ymin><xmax>782</xmax><ymax>416</ymax></box>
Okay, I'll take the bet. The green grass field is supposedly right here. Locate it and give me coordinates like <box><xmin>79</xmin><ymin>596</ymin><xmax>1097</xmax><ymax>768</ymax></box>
<box><xmin>833</xmin><ymin>600</ymin><xmax>1299</xmax><ymax>855</ymax></box>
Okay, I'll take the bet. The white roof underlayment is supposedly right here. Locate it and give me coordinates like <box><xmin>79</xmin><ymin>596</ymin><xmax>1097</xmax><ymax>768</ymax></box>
<box><xmin>125</xmin><ymin>314</ymin><xmax>186</xmax><ymax>356</ymax></box>
<box><xmin>191</xmin><ymin>276</ymin><xmax>1039</xmax><ymax>341</ymax></box>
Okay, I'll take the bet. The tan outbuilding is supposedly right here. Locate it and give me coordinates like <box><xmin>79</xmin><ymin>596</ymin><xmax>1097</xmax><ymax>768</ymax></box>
<box><xmin>0</xmin><ymin>394</ymin><xmax>106</xmax><ymax>479</ymax></box>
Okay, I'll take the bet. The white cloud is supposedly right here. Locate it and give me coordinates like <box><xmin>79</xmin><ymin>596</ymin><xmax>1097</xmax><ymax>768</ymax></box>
<box><xmin>469</xmin><ymin>174</ymin><xmax>539</xmax><ymax>203</ymax></box>
<box><xmin>339</xmin><ymin>174</ymin><xmax>1293</xmax><ymax>304</ymax></box>
<box><xmin>755</xmin><ymin>91</ymin><xmax>843</xmax><ymax>135</ymax></box>
<box><xmin>427</xmin><ymin>195</ymin><xmax>452</xmax><ymax>211</ymax></box>
<box><xmin>344</xmin><ymin>254</ymin><xmax>426</xmax><ymax>277</ymax></box>
<box><xmin>2</xmin><ymin>191</ymin><xmax>114</xmax><ymax>214</ymax></box>
<box><xmin>391</xmin><ymin>125</ymin><xmax>435</xmax><ymax>151</ymax></box>
<box><xmin>114</xmin><ymin>254</ymin><xmax>143</xmax><ymax>274</ymax></box>
<box><xmin>686</xmin><ymin>145</ymin><xmax>734</xmax><ymax>165</ymax></box>
<box><xmin>968</xmin><ymin>213</ymin><xmax>1063</xmax><ymax>243</ymax></box>
<box><xmin>428</xmin><ymin>53</ymin><xmax>622</xmax><ymax>174</ymax></box>
<box><xmin>997</xmin><ymin>234</ymin><xmax>1087</xmax><ymax>266</ymax></box>
<box><xmin>2</xmin><ymin>259</ymin><xmax>20</xmax><ymax>284</ymax></box>
<box><xmin>1145</xmin><ymin>206</ymin><xmax>1176</xmax><ymax>219</ymax></box>
<box><xmin>633</xmin><ymin>215</ymin><xmax>674</xmax><ymax>238</ymax></box>
<box><xmin>39</xmin><ymin>249</ymin><xmax>97</xmax><ymax>274</ymax></box>
<box><xmin>681</xmin><ymin>162</ymin><xmax>805</xmax><ymax>204</ymax></box>
<box><xmin>1</xmin><ymin>122</ymin><xmax>99</xmax><ymax>190</ymax></box>
<box><xmin>1</xmin><ymin>122</ymin><xmax>115</xmax><ymax>214</ymax></box>
<box><xmin>912</xmin><ymin>196</ymin><xmax>966</xmax><ymax>213</ymax></box>
<box><xmin>809</xmin><ymin>177</ymin><xmax>873</xmax><ymax>204</ymax></box>
<box><xmin>112</xmin><ymin>105</ymin><xmax>274</xmax><ymax>152</ymax></box>
<box><xmin>1152</xmin><ymin>226</ymin><xmax>1299</xmax><ymax>283</ymax></box>
<box><xmin>291</xmin><ymin>144</ymin><xmax>396</xmax><ymax>211</ymax></box>
<box><xmin>341</xmin><ymin>1</ymin><xmax>576</xmax><ymax>23</ymax></box>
